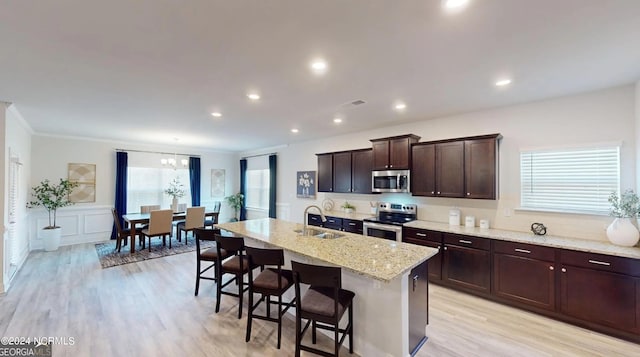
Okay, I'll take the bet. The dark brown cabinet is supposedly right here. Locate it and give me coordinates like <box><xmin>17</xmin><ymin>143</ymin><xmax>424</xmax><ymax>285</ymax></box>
<box><xmin>493</xmin><ymin>241</ymin><xmax>556</xmax><ymax>311</ymax></box>
<box><xmin>408</xmin><ymin>260</ymin><xmax>429</xmax><ymax>356</ymax></box>
<box><xmin>307</xmin><ymin>214</ymin><xmax>363</xmax><ymax>234</ymax></box>
<box><xmin>371</xmin><ymin>134</ymin><xmax>420</xmax><ymax>170</ymax></box>
<box><xmin>442</xmin><ymin>233</ymin><xmax>491</xmax><ymax>294</ymax></box>
<box><xmin>317</xmin><ymin>154</ymin><xmax>333</xmax><ymax>192</ymax></box>
<box><xmin>559</xmin><ymin>250</ymin><xmax>640</xmax><ymax>334</ymax></box>
<box><xmin>316</xmin><ymin>149</ymin><xmax>373</xmax><ymax>194</ymax></box>
<box><xmin>403</xmin><ymin>227</ymin><xmax>442</xmax><ymax>281</ymax></box>
<box><xmin>307</xmin><ymin>214</ymin><xmax>324</xmax><ymax>227</ymax></box>
<box><xmin>465</xmin><ymin>137</ymin><xmax>497</xmax><ymax>199</ymax></box>
<box><xmin>411</xmin><ymin>134</ymin><xmax>500</xmax><ymax>199</ymax></box>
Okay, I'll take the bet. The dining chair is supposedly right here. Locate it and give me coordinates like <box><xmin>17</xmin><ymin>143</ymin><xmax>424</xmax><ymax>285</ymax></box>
<box><xmin>140</xmin><ymin>205</ymin><xmax>161</xmax><ymax>213</ymax></box>
<box><xmin>140</xmin><ymin>209</ymin><xmax>174</xmax><ymax>252</ymax></box>
<box><xmin>193</xmin><ymin>228</ymin><xmax>228</xmax><ymax>296</ymax></box>
<box><xmin>204</xmin><ymin>201</ymin><xmax>222</xmax><ymax>228</ymax></box>
<box><xmin>111</xmin><ymin>208</ymin><xmax>140</xmax><ymax>252</ymax></box>
<box><xmin>291</xmin><ymin>260</ymin><xmax>355</xmax><ymax>357</ymax></box>
<box><xmin>245</xmin><ymin>246</ymin><xmax>295</xmax><ymax>349</ymax></box>
<box><xmin>215</xmin><ymin>234</ymin><xmax>249</xmax><ymax>319</ymax></box>
<box><xmin>177</xmin><ymin>206</ymin><xmax>206</xmax><ymax>244</ymax></box>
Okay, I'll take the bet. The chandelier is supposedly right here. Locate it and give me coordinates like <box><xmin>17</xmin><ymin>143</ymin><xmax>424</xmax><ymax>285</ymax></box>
<box><xmin>161</xmin><ymin>153</ymin><xmax>188</xmax><ymax>169</ymax></box>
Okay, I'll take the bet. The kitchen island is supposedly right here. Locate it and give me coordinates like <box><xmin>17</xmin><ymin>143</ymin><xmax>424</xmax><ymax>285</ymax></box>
<box><xmin>216</xmin><ymin>218</ymin><xmax>438</xmax><ymax>357</ymax></box>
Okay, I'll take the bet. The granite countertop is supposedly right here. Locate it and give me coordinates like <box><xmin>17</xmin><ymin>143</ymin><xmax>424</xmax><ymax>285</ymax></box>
<box><xmin>216</xmin><ymin>218</ymin><xmax>438</xmax><ymax>282</ymax></box>
<box><xmin>404</xmin><ymin>220</ymin><xmax>640</xmax><ymax>260</ymax></box>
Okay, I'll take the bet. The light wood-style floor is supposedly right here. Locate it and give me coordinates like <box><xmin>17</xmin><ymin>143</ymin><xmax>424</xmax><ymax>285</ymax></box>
<box><xmin>1</xmin><ymin>243</ymin><xmax>639</xmax><ymax>357</ymax></box>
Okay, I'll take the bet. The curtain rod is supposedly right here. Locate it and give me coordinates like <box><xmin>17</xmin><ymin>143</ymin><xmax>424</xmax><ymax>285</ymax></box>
<box><xmin>241</xmin><ymin>152</ymin><xmax>277</xmax><ymax>160</ymax></box>
<box><xmin>115</xmin><ymin>148</ymin><xmax>201</xmax><ymax>158</ymax></box>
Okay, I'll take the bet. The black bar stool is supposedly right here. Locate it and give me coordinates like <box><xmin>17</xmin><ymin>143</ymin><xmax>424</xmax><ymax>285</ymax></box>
<box><xmin>245</xmin><ymin>246</ymin><xmax>295</xmax><ymax>349</ymax></box>
<box><xmin>291</xmin><ymin>260</ymin><xmax>355</xmax><ymax>357</ymax></box>
<box><xmin>215</xmin><ymin>234</ymin><xmax>249</xmax><ymax>319</ymax></box>
<box><xmin>193</xmin><ymin>228</ymin><xmax>228</xmax><ymax>296</ymax></box>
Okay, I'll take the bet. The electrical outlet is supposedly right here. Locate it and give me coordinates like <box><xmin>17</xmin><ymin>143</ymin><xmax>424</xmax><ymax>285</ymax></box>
<box><xmin>503</xmin><ymin>208</ymin><xmax>512</xmax><ymax>217</ymax></box>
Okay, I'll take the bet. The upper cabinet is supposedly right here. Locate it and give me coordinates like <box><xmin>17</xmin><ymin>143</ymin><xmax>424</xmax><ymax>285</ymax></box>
<box><xmin>371</xmin><ymin>134</ymin><xmax>420</xmax><ymax>170</ymax></box>
<box><xmin>412</xmin><ymin>134</ymin><xmax>501</xmax><ymax>199</ymax></box>
<box><xmin>316</xmin><ymin>149</ymin><xmax>373</xmax><ymax>194</ymax></box>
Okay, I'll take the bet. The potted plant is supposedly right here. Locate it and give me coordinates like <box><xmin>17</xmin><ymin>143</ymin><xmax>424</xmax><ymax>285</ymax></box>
<box><xmin>27</xmin><ymin>178</ymin><xmax>78</xmax><ymax>251</ymax></box>
<box><xmin>165</xmin><ymin>177</ymin><xmax>186</xmax><ymax>212</ymax></box>
<box><xmin>225</xmin><ymin>192</ymin><xmax>244</xmax><ymax>221</ymax></box>
<box><xmin>342</xmin><ymin>201</ymin><xmax>356</xmax><ymax>214</ymax></box>
<box><xmin>607</xmin><ymin>189</ymin><xmax>640</xmax><ymax>246</ymax></box>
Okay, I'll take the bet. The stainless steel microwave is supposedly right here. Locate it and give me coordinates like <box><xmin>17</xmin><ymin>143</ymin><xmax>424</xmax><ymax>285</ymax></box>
<box><xmin>372</xmin><ymin>170</ymin><xmax>410</xmax><ymax>193</ymax></box>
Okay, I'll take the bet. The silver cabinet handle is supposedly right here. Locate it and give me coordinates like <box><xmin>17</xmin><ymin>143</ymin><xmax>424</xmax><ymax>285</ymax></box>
<box><xmin>549</xmin><ymin>266</ymin><xmax>554</xmax><ymax>271</ymax></box>
<box><xmin>459</xmin><ymin>239</ymin><xmax>472</xmax><ymax>244</ymax></box>
<box><xmin>348</xmin><ymin>222</ymin><xmax>356</xmax><ymax>226</ymax></box>
<box><xmin>588</xmin><ymin>259</ymin><xmax>611</xmax><ymax>266</ymax></box>
<box><xmin>514</xmin><ymin>248</ymin><xmax>531</xmax><ymax>254</ymax></box>
<box><xmin>561</xmin><ymin>268</ymin><xmax>567</xmax><ymax>273</ymax></box>
<box><xmin>416</xmin><ymin>233</ymin><xmax>427</xmax><ymax>237</ymax></box>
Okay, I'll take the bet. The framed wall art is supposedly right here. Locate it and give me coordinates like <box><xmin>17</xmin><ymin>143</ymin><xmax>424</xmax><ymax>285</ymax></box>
<box><xmin>297</xmin><ymin>171</ymin><xmax>316</xmax><ymax>199</ymax></box>
<box><xmin>68</xmin><ymin>163</ymin><xmax>96</xmax><ymax>203</ymax></box>
<box><xmin>211</xmin><ymin>169</ymin><xmax>226</xmax><ymax>197</ymax></box>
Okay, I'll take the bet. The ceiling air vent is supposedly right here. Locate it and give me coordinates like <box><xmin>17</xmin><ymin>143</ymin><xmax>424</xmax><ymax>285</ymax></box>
<box><xmin>351</xmin><ymin>100</ymin><xmax>366</xmax><ymax>106</ymax></box>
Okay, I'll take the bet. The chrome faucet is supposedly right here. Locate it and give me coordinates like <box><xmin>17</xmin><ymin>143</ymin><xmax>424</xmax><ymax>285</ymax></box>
<box><xmin>303</xmin><ymin>205</ymin><xmax>327</xmax><ymax>232</ymax></box>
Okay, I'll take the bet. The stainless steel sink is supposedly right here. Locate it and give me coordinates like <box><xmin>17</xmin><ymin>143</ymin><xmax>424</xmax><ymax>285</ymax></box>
<box><xmin>294</xmin><ymin>228</ymin><xmax>344</xmax><ymax>239</ymax></box>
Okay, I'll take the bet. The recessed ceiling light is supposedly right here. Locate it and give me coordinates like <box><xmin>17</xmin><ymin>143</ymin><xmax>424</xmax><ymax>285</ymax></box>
<box><xmin>495</xmin><ymin>79</ymin><xmax>512</xmax><ymax>87</ymax></box>
<box><xmin>211</xmin><ymin>112</ymin><xmax>222</xmax><ymax>117</ymax></box>
<box><xmin>247</xmin><ymin>93</ymin><xmax>261</xmax><ymax>100</ymax></box>
<box><xmin>443</xmin><ymin>0</ymin><xmax>469</xmax><ymax>10</ymax></box>
<box><xmin>394</xmin><ymin>102</ymin><xmax>407</xmax><ymax>111</ymax></box>
<box><xmin>291</xmin><ymin>128</ymin><xmax>299</xmax><ymax>133</ymax></box>
<box><xmin>310</xmin><ymin>59</ymin><xmax>328</xmax><ymax>74</ymax></box>
<box><xmin>333</xmin><ymin>117</ymin><xmax>343</xmax><ymax>124</ymax></box>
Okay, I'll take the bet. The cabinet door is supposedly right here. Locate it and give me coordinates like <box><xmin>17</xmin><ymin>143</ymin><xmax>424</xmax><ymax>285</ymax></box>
<box><xmin>351</xmin><ymin>149</ymin><xmax>373</xmax><ymax>194</ymax></box>
<box><xmin>307</xmin><ymin>214</ymin><xmax>324</xmax><ymax>227</ymax></box>
<box><xmin>408</xmin><ymin>260</ymin><xmax>429</xmax><ymax>356</ymax></box>
<box><xmin>493</xmin><ymin>254</ymin><xmax>555</xmax><ymax>311</ymax></box>
<box><xmin>465</xmin><ymin>138</ymin><xmax>497</xmax><ymax>199</ymax></box>
<box><xmin>411</xmin><ymin>144</ymin><xmax>436</xmax><ymax>196</ymax></box>
<box><xmin>342</xmin><ymin>219</ymin><xmax>363</xmax><ymax>234</ymax></box>
<box><xmin>372</xmin><ymin>140</ymin><xmax>390</xmax><ymax>170</ymax></box>
<box><xmin>436</xmin><ymin>141</ymin><xmax>464</xmax><ymax>197</ymax></box>
<box><xmin>324</xmin><ymin>216</ymin><xmax>343</xmax><ymax>231</ymax></box>
<box><xmin>442</xmin><ymin>244</ymin><xmax>491</xmax><ymax>293</ymax></box>
<box><xmin>317</xmin><ymin>154</ymin><xmax>333</xmax><ymax>192</ymax></box>
<box><xmin>560</xmin><ymin>265</ymin><xmax>640</xmax><ymax>333</ymax></box>
<box><xmin>389</xmin><ymin>138</ymin><xmax>410</xmax><ymax>169</ymax></box>
<box><xmin>333</xmin><ymin>152</ymin><xmax>352</xmax><ymax>193</ymax></box>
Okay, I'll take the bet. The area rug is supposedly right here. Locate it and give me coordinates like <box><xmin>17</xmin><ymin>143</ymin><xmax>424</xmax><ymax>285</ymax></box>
<box><xmin>95</xmin><ymin>236</ymin><xmax>214</xmax><ymax>269</ymax></box>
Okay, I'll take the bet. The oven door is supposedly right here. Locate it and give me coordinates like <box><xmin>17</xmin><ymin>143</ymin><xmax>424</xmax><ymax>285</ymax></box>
<box><xmin>363</xmin><ymin>221</ymin><xmax>402</xmax><ymax>242</ymax></box>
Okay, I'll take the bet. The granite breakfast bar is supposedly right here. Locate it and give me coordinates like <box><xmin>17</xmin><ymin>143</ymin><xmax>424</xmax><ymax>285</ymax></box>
<box><xmin>216</xmin><ymin>218</ymin><xmax>439</xmax><ymax>357</ymax></box>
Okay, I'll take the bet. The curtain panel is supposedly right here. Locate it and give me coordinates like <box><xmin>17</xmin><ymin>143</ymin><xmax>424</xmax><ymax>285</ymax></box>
<box><xmin>189</xmin><ymin>156</ymin><xmax>201</xmax><ymax>206</ymax></box>
<box><xmin>268</xmin><ymin>154</ymin><xmax>277</xmax><ymax>218</ymax></box>
<box><xmin>240</xmin><ymin>159</ymin><xmax>247</xmax><ymax>220</ymax></box>
<box><xmin>112</xmin><ymin>151</ymin><xmax>128</xmax><ymax>239</ymax></box>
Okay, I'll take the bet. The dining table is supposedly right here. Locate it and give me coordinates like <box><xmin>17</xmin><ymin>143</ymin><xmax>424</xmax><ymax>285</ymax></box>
<box><xmin>122</xmin><ymin>211</ymin><xmax>220</xmax><ymax>253</ymax></box>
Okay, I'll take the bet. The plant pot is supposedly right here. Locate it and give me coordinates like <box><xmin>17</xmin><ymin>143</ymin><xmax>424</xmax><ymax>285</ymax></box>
<box><xmin>344</xmin><ymin>208</ymin><xmax>354</xmax><ymax>214</ymax></box>
<box><xmin>41</xmin><ymin>227</ymin><xmax>62</xmax><ymax>251</ymax></box>
<box><xmin>606</xmin><ymin>218</ymin><xmax>640</xmax><ymax>247</ymax></box>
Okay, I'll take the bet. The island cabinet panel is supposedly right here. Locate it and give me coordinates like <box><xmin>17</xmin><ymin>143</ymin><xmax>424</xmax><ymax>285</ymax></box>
<box><xmin>351</xmin><ymin>149</ymin><xmax>373</xmax><ymax>194</ymax></box>
<box><xmin>333</xmin><ymin>151</ymin><xmax>352</xmax><ymax>193</ymax></box>
<box><xmin>307</xmin><ymin>214</ymin><xmax>324</xmax><ymax>227</ymax></box>
<box><xmin>559</xmin><ymin>250</ymin><xmax>640</xmax><ymax>333</ymax></box>
<box><xmin>408</xmin><ymin>260</ymin><xmax>429</xmax><ymax>356</ymax></box>
<box><xmin>403</xmin><ymin>228</ymin><xmax>442</xmax><ymax>281</ymax></box>
<box><xmin>435</xmin><ymin>141</ymin><xmax>465</xmax><ymax>197</ymax></box>
<box><xmin>324</xmin><ymin>216</ymin><xmax>343</xmax><ymax>231</ymax></box>
<box><xmin>342</xmin><ymin>218</ymin><xmax>363</xmax><ymax>234</ymax></box>
<box><xmin>317</xmin><ymin>154</ymin><xmax>334</xmax><ymax>192</ymax></box>
<box><xmin>411</xmin><ymin>144</ymin><xmax>436</xmax><ymax>196</ymax></box>
<box><xmin>371</xmin><ymin>134</ymin><xmax>420</xmax><ymax>170</ymax></box>
<box><xmin>442</xmin><ymin>233</ymin><xmax>491</xmax><ymax>294</ymax></box>
<box><xmin>493</xmin><ymin>241</ymin><xmax>556</xmax><ymax>311</ymax></box>
<box><xmin>464</xmin><ymin>138</ymin><xmax>497</xmax><ymax>199</ymax></box>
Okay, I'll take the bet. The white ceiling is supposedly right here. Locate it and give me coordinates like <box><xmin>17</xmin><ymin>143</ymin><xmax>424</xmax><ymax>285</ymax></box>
<box><xmin>1</xmin><ymin>0</ymin><xmax>640</xmax><ymax>152</ymax></box>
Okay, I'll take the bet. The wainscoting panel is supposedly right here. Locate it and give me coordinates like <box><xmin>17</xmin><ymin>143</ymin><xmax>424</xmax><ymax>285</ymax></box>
<box><xmin>83</xmin><ymin>213</ymin><xmax>113</xmax><ymax>234</ymax></box>
<box><xmin>30</xmin><ymin>205</ymin><xmax>113</xmax><ymax>250</ymax></box>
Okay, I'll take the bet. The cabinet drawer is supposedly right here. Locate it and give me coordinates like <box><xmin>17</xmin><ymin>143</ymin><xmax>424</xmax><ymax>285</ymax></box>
<box><xmin>560</xmin><ymin>250</ymin><xmax>640</xmax><ymax>277</ymax></box>
<box><xmin>493</xmin><ymin>240</ymin><xmax>555</xmax><ymax>261</ymax></box>
<box><xmin>343</xmin><ymin>219</ymin><xmax>362</xmax><ymax>231</ymax></box>
<box><xmin>307</xmin><ymin>214</ymin><xmax>324</xmax><ymax>227</ymax></box>
<box><xmin>444</xmin><ymin>233</ymin><xmax>490</xmax><ymax>250</ymax></box>
<box><xmin>324</xmin><ymin>216</ymin><xmax>343</xmax><ymax>230</ymax></box>
<box><xmin>403</xmin><ymin>227</ymin><xmax>442</xmax><ymax>243</ymax></box>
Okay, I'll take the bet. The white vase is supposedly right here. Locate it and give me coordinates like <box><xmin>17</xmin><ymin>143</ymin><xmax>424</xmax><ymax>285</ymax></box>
<box><xmin>171</xmin><ymin>197</ymin><xmax>179</xmax><ymax>212</ymax></box>
<box><xmin>606</xmin><ymin>218</ymin><xmax>640</xmax><ymax>247</ymax></box>
<box><xmin>41</xmin><ymin>227</ymin><xmax>62</xmax><ymax>251</ymax></box>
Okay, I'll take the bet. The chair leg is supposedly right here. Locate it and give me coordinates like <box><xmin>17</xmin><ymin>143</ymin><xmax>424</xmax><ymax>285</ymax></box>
<box><xmin>334</xmin><ymin>320</ymin><xmax>340</xmax><ymax>357</ymax></box>
<box><xmin>215</xmin><ymin>269</ymin><xmax>222</xmax><ymax>313</ymax></box>
<box><xmin>245</xmin><ymin>288</ymin><xmax>253</xmax><ymax>342</ymax></box>
<box><xmin>349</xmin><ymin>304</ymin><xmax>354</xmax><ymax>353</ymax></box>
<box><xmin>168</xmin><ymin>234</ymin><xmax>172</xmax><ymax>249</ymax></box>
<box><xmin>195</xmin><ymin>260</ymin><xmax>201</xmax><ymax>296</ymax></box>
<box><xmin>237</xmin><ymin>274</ymin><xmax>243</xmax><ymax>319</ymax></box>
<box><xmin>295</xmin><ymin>314</ymin><xmax>301</xmax><ymax>357</ymax></box>
<box><xmin>312</xmin><ymin>320</ymin><xmax>317</xmax><ymax>344</ymax></box>
<box><xmin>115</xmin><ymin>236</ymin><xmax>121</xmax><ymax>252</ymax></box>
<box><xmin>148</xmin><ymin>236</ymin><xmax>151</xmax><ymax>252</ymax></box>
<box><xmin>277</xmin><ymin>294</ymin><xmax>283</xmax><ymax>349</ymax></box>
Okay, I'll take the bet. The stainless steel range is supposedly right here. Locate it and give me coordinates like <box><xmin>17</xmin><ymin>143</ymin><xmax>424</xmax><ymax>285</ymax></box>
<box><xmin>363</xmin><ymin>202</ymin><xmax>417</xmax><ymax>242</ymax></box>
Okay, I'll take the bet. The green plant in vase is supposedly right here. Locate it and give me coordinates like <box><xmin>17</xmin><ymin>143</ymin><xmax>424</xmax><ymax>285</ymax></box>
<box><xmin>226</xmin><ymin>192</ymin><xmax>244</xmax><ymax>221</ymax></box>
<box><xmin>606</xmin><ymin>189</ymin><xmax>640</xmax><ymax>247</ymax></box>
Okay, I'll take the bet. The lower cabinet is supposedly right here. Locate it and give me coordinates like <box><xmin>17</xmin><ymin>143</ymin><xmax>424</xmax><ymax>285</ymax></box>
<box><xmin>493</xmin><ymin>241</ymin><xmax>556</xmax><ymax>311</ymax></box>
<box><xmin>307</xmin><ymin>214</ymin><xmax>324</xmax><ymax>227</ymax></box>
<box><xmin>442</xmin><ymin>233</ymin><xmax>491</xmax><ymax>294</ymax></box>
<box><xmin>306</xmin><ymin>214</ymin><xmax>363</xmax><ymax>234</ymax></box>
<box><xmin>559</xmin><ymin>250</ymin><xmax>640</xmax><ymax>334</ymax></box>
<box><xmin>408</xmin><ymin>260</ymin><xmax>428</xmax><ymax>356</ymax></box>
<box><xmin>403</xmin><ymin>228</ymin><xmax>442</xmax><ymax>281</ymax></box>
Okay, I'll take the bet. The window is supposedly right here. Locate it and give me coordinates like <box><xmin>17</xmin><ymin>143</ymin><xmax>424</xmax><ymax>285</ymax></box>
<box><xmin>127</xmin><ymin>167</ymin><xmax>191</xmax><ymax>213</ymax></box>
<box><xmin>245</xmin><ymin>169</ymin><xmax>270</xmax><ymax>210</ymax></box>
<box><xmin>520</xmin><ymin>145</ymin><xmax>620</xmax><ymax>214</ymax></box>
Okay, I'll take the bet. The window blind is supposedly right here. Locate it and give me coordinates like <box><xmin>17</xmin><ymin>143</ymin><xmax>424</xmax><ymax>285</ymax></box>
<box><xmin>520</xmin><ymin>146</ymin><xmax>620</xmax><ymax>214</ymax></box>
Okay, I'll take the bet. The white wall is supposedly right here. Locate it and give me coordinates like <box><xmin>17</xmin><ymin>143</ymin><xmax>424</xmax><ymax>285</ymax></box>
<box><xmin>253</xmin><ymin>85</ymin><xmax>636</xmax><ymax>241</ymax></box>
<box><xmin>29</xmin><ymin>136</ymin><xmax>238</xmax><ymax>248</ymax></box>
